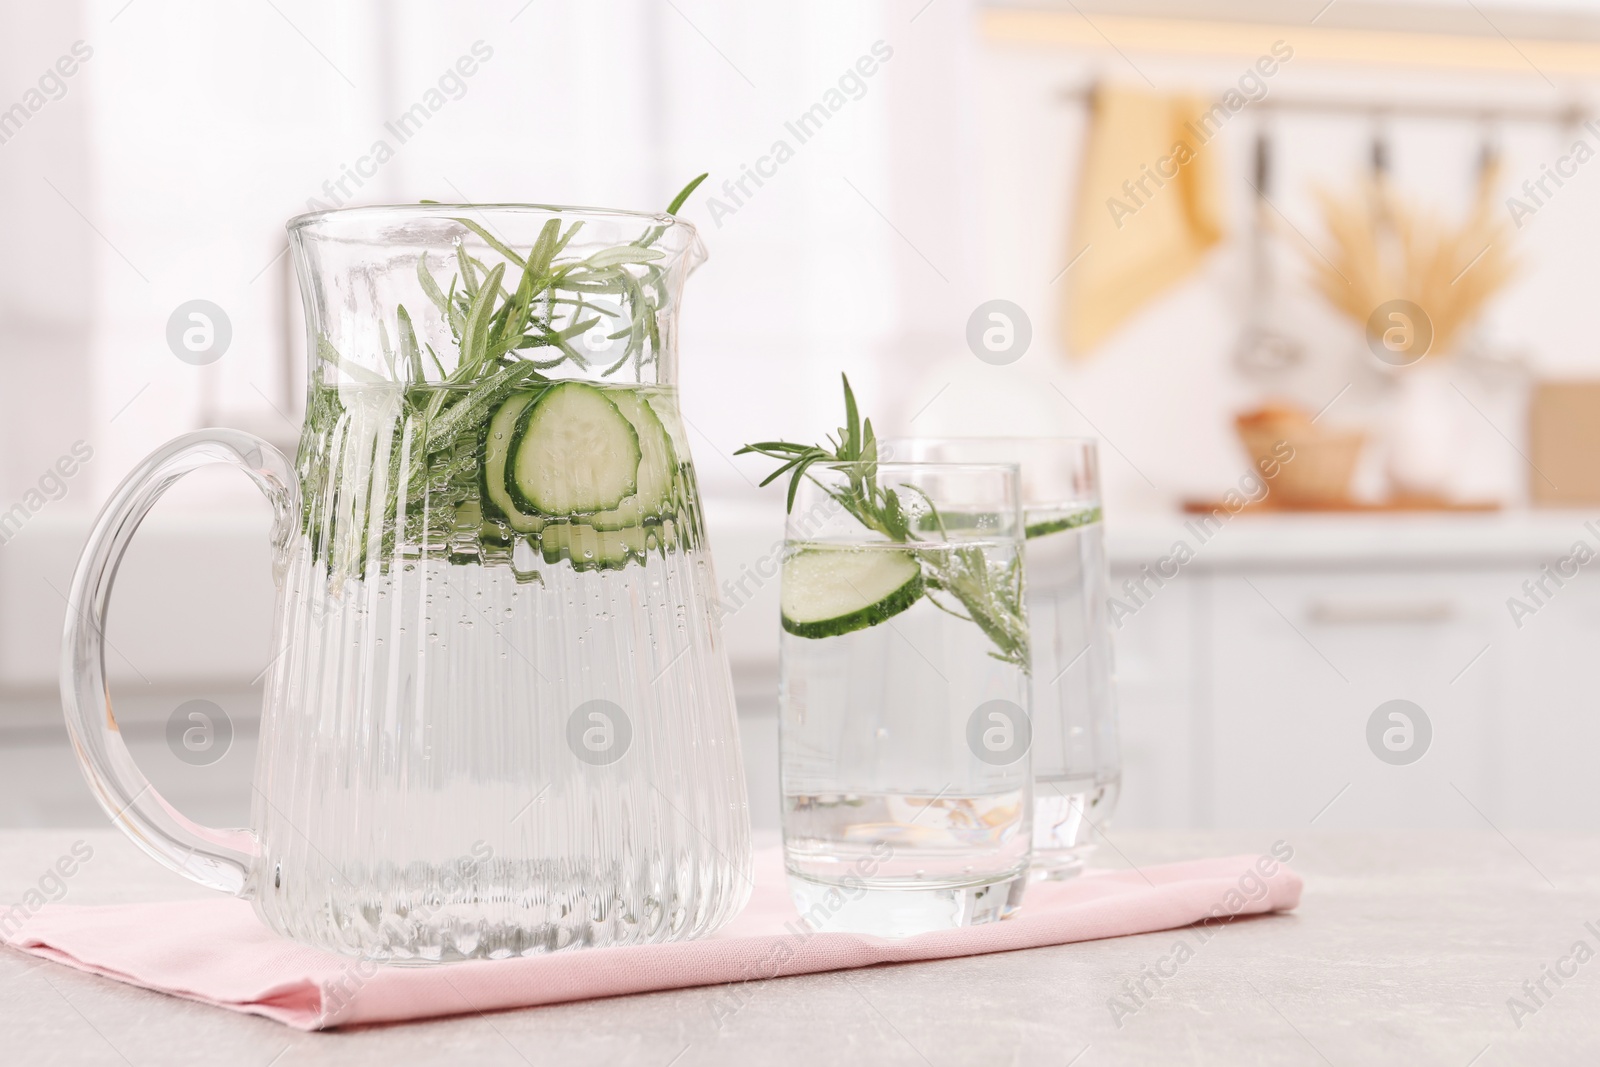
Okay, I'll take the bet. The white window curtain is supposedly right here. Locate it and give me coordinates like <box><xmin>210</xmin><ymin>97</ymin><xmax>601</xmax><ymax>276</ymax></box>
<box><xmin>66</xmin><ymin>0</ymin><xmax>980</xmax><ymax>509</ymax></box>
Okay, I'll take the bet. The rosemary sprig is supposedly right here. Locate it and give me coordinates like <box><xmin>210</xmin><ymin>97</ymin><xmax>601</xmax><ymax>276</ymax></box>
<box><xmin>737</xmin><ymin>375</ymin><xmax>1030</xmax><ymax>671</ymax></box>
<box><xmin>392</xmin><ymin>172</ymin><xmax>707</xmax><ymax>389</ymax></box>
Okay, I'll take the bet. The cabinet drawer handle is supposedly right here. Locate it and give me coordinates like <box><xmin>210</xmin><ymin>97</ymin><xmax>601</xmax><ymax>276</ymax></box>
<box><xmin>1306</xmin><ymin>601</ymin><xmax>1456</xmax><ymax>624</ymax></box>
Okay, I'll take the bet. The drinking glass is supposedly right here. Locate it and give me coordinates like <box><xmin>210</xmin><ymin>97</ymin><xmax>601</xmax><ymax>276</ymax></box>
<box><xmin>779</xmin><ymin>462</ymin><xmax>1032</xmax><ymax>935</ymax></box>
<box><xmin>888</xmin><ymin>438</ymin><xmax>1119</xmax><ymax>878</ymax></box>
<box><xmin>61</xmin><ymin>205</ymin><xmax>752</xmax><ymax>961</ymax></box>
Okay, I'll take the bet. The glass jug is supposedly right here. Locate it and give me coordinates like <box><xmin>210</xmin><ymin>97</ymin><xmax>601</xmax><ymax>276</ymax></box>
<box><xmin>60</xmin><ymin>205</ymin><xmax>753</xmax><ymax>961</ymax></box>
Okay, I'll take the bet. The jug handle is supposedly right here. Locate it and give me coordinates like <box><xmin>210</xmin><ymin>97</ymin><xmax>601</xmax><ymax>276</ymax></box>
<box><xmin>59</xmin><ymin>429</ymin><xmax>299</xmax><ymax>896</ymax></box>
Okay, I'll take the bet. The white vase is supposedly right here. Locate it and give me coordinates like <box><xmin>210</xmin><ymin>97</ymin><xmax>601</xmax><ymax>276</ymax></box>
<box><xmin>1386</xmin><ymin>361</ymin><xmax>1465</xmax><ymax>500</ymax></box>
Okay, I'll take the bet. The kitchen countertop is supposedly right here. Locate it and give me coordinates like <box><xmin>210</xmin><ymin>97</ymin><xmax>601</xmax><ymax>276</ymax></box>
<box><xmin>8</xmin><ymin>506</ymin><xmax>1600</xmax><ymax>690</ymax></box>
<box><xmin>1104</xmin><ymin>508</ymin><xmax>1600</xmax><ymax>568</ymax></box>
<box><xmin>3</xmin><ymin>829</ymin><xmax>1597</xmax><ymax>1065</ymax></box>
<box><xmin>699</xmin><ymin>500</ymin><xmax>1600</xmax><ymax>568</ymax></box>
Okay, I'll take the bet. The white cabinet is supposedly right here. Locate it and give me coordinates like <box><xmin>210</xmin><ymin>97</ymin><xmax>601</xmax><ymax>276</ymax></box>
<box><xmin>1205</xmin><ymin>568</ymin><xmax>1504</xmax><ymax>830</ymax></box>
<box><xmin>1106</xmin><ymin>574</ymin><xmax>1202</xmax><ymax>828</ymax></box>
<box><xmin>1109</xmin><ymin>513</ymin><xmax>1600</xmax><ymax>831</ymax></box>
<box><xmin>11</xmin><ymin>507</ymin><xmax>1599</xmax><ymax>832</ymax></box>
<box><xmin>1494</xmin><ymin>570</ymin><xmax>1600</xmax><ymax>828</ymax></box>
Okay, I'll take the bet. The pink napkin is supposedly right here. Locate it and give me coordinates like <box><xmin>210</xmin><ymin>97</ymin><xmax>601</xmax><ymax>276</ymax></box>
<box><xmin>2</xmin><ymin>846</ymin><xmax>1301</xmax><ymax>1030</ymax></box>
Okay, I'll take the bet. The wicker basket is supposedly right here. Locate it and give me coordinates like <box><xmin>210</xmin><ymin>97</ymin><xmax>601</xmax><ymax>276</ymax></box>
<box><xmin>1236</xmin><ymin>411</ymin><xmax>1365</xmax><ymax>507</ymax></box>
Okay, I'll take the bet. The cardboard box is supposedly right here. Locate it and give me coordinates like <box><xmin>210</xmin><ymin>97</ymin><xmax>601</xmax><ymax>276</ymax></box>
<box><xmin>1530</xmin><ymin>381</ymin><xmax>1600</xmax><ymax>506</ymax></box>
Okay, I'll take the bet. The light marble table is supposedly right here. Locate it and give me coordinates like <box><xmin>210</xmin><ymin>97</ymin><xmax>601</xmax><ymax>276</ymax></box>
<box><xmin>2</xmin><ymin>828</ymin><xmax>1597</xmax><ymax>1066</ymax></box>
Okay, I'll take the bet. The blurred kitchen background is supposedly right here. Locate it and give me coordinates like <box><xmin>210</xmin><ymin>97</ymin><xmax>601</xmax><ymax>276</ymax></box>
<box><xmin>4</xmin><ymin>0</ymin><xmax>1600</xmax><ymax>833</ymax></box>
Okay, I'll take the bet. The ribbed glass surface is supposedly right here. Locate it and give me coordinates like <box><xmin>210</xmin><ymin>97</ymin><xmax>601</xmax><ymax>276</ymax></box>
<box><xmin>250</xmin><ymin>384</ymin><xmax>751</xmax><ymax>961</ymax></box>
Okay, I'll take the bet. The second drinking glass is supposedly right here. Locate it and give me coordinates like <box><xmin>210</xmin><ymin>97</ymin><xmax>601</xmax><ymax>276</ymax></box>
<box><xmin>888</xmin><ymin>438</ymin><xmax>1120</xmax><ymax>879</ymax></box>
<box><xmin>778</xmin><ymin>462</ymin><xmax>1032</xmax><ymax>936</ymax></box>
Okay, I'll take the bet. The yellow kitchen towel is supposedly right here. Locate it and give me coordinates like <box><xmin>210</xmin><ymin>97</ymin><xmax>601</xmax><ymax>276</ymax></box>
<box><xmin>1064</xmin><ymin>85</ymin><xmax>1226</xmax><ymax>357</ymax></box>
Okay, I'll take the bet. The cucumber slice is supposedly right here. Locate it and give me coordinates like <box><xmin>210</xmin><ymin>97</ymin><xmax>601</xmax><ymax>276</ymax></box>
<box><xmin>506</xmin><ymin>382</ymin><xmax>640</xmax><ymax>516</ymax></box>
<box><xmin>1025</xmin><ymin>506</ymin><xmax>1102</xmax><ymax>540</ymax></box>
<box><xmin>482</xmin><ymin>390</ymin><xmax>546</xmax><ymax>534</ymax></box>
<box><xmin>592</xmin><ymin>526</ymin><xmax>647</xmax><ymax>570</ymax></box>
<box><xmin>539</xmin><ymin>523</ymin><xmax>570</xmax><ymax>565</ymax></box>
<box><xmin>541</xmin><ymin>522</ymin><xmax>647</xmax><ymax>571</ymax></box>
<box><xmin>588</xmin><ymin>390</ymin><xmax>677</xmax><ymax>531</ymax></box>
<box><xmin>780</xmin><ymin>546</ymin><xmax>924</xmax><ymax>639</ymax></box>
<box><xmin>646</xmin><ymin>518</ymin><xmax>679</xmax><ymax>555</ymax></box>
